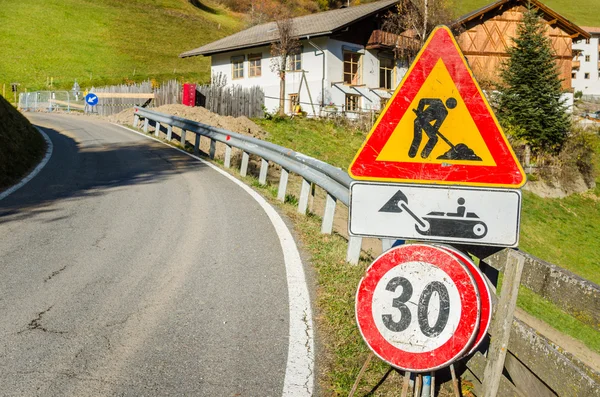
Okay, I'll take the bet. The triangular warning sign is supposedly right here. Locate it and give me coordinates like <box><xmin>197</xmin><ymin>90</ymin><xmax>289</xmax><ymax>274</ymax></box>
<box><xmin>349</xmin><ymin>26</ymin><xmax>526</xmax><ymax>188</ymax></box>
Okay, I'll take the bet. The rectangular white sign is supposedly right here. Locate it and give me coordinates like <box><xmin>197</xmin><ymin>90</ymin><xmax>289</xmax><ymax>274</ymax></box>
<box><xmin>349</xmin><ymin>182</ymin><xmax>522</xmax><ymax>247</ymax></box>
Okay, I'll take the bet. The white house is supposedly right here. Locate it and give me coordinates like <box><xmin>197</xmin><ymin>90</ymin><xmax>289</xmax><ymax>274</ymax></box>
<box><xmin>180</xmin><ymin>0</ymin><xmax>410</xmax><ymax>117</ymax></box>
<box><xmin>572</xmin><ymin>26</ymin><xmax>600</xmax><ymax>96</ymax></box>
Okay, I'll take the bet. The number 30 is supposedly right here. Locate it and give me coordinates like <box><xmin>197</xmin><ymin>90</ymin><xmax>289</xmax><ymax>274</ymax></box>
<box><xmin>382</xmin><ymin>277</ymin><xmax>450</xmax><ymax>337</ymax></box>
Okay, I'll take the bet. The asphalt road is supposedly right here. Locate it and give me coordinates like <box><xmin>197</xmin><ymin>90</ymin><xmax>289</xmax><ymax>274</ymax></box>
<box><xmin>0</xmin><ymin>113</ymin><xmax>293</xmax><ymax>396</ymax></box>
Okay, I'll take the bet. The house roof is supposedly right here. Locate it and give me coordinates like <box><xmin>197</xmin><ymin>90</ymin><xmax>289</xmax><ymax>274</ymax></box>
<box><xmin>580</xmin><ymin>26</ymin><xmax>600</xmax><ymax>34</ymax></box>
<box><xmin>452</xmin><ymin>0</ymin><xmax>590</xmax><ymax>39</ymax></box>
<box><xmin>179</xmin><ymin>0</ymin><xmax>399</xmax><ymax>57</ymax></box>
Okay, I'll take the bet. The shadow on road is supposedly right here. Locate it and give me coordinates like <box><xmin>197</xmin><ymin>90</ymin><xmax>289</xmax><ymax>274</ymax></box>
<box><xmin>0</xmin><ymin>126</ymin><xmax>207</xmax><ymax>223</ymax></box>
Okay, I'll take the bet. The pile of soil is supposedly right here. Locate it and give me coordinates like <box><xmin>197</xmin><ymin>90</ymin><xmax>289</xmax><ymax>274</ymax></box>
<box><xmin>109</xmin><ymin>104</ymin><xmax>266</xmax><ymax>139</ymax></box>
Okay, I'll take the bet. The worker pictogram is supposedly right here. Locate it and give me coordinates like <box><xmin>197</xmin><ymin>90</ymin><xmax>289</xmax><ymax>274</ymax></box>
<box><xmin>348</xmin><ymin>26</ymin><xmax>525</xmax><ymax>188</ymax></box>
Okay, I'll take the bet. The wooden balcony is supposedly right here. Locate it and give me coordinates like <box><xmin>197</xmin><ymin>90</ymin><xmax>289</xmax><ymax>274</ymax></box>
<box><xmin>572</xmin><ymin>60</ymin><xmax>581</xmax><ymax>69</ymax></box>
<box><xmin>366</xmin><ymin>30</ymin><xmax>399</xmax><ymax>49</ymax></box>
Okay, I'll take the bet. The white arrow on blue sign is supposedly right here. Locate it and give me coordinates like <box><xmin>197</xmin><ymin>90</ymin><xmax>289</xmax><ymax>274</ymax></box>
<box><xmin>85</xmin><ymin>93</ymin><xmax>99</xmax><ymax>106</ymax></box>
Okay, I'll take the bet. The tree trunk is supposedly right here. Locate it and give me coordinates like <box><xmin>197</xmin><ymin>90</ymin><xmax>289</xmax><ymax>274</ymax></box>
<box><xmin>279</xmin><ymin>70</ymin><xmax>286</xmax><ymax>116</ymax></box>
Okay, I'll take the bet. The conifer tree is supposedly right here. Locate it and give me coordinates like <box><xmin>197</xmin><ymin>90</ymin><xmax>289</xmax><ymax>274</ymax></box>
<box><xmin>496</xmin><ymin>6</ymin><xmax>570</xmax><ymax>153</ymax></box>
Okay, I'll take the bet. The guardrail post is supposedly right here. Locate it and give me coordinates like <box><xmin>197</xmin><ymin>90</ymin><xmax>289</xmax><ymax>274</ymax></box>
<box><xmin>224</xmin><ymin>145</ymin><xmax>232</xmax><ymax>168</ymax></box>
<box><xmin>194</xmin><ymin>134</ymin><xmax>200</xmax><ymax>155</ymax></box>
<box><xmin>346</xmin><ymin>236</ymin><xmax>362</xmax><ymax>265</ymax></box>
<box><xmin>133</xmin><ymin>114</ymin><xmax>140</xmax><ymax>128</ymax></box>
<box><xmin>210</xmin><ymin>139</ymin><xmax>216</xmax><ymax>159</ymax></box>
<box><xmin>166</xmin><ymin>125</ymin><xmax>172</xmax><ymax>141</ymax></box>
<box><xmin>381</xmin><ymin>239</ymin><xmax>395</xmax><ymax>252</ymax></box>
<box><xmin>240</xmin><ymin>152</ymin><xmax>249</xmax><ymax>177</ymax></box>
<box><xmin>278</xmin><ymin>169</ymin><xmax>289</xmax><ymax>202</ymax></box>
<box><xmin>321</xmin><ymin>193</ymin><xmax>337</xmax><ymax>234</ymax></box>
<box><xmin>259</xmin><ymin>159</ymin><xmax>269</xmax><ymax>185</ymax></box>
<box><xmin>180</xmin><ymin>129</ymin><xmax>187</xmax><ymax>147</ymax></box>
<box><xmin>298</xmin><ymin>178</ymin><xmax>311</xmax><ymax>214</ymax></box>
<box><xmin>143</xmin><ymin>118</ymin><xmax>149</xmax><ymax>133</ymax></box>
<box><xmin>155</xmin><ymin>121</ymin><xmax>161</xmax><ymax>137</ymax></box>
<box><xmin>482</xmin><ymin>251</ymin><xmax>525</xmax><ymax>397</ymax></box>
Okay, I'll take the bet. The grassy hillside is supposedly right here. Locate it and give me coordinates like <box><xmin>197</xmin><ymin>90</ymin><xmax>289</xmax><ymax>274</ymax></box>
<box><xmin>454</xmin><ymin>0</ymin><xmax>600</xmax><ymax>26</ymax></box>
<box><xmin>0</xmin><ymin>95</ymin><xmax>46</xmax><ymax>190</ymax></box>
<box><xmin>0</xmin><ymin>0</ymin><xmax>242</xmax><ymax>92</ymax></box>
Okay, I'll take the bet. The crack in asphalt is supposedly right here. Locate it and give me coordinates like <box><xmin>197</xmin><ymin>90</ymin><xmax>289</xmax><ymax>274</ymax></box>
<box><xmin>302</xmin><ymin>309</ymin><xmax>314</xmax><ymax>395</ymax></box>
<box><xmin>17</xmin><ymin>306</ymin><xmax>67</xmax><ymax>335</ymax></box>
<box><xmin>45</xmin><ymin>266</ymin><xmax>67</xmax><ymax>282</ymax></box>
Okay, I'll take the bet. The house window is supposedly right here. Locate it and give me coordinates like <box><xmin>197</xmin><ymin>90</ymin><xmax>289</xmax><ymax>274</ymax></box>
<box><xmin>343</xmin><ymin>51</ymin><xmax>362</xmax><ymax>85</ymax></box>
<box><xmin>585</xmin><ymin>55</ymin><xmax>591</xmax><ymax>62</ymax></box>
<box><xmin>289</xmin><ymin>48</ymin><xmax>302</xmax><ymax>71</ymax></box>
<box><xmin>248</xmin><ymin>54</ymin><xmax>261</xmax><ymax>77</ymax></box>
<box><xmin>572</xmin><ymin>72</ymin><xmax>576</xmax><ymax>79</ymax></box>
<box><xmin>585</xmin><ymin>73</ymin><xmax>590</xmax><ymax>79</ymax></box>
<box><xmin>232</xmin><ymin>55</ymin><xmax>244</xmax><ymax>79</ymax></box>
<box><xmin>586</xmin><ymin>38</ymin><xmax>591</xmax><ymax>44</ymax></box>
<box><xmin>289</xmin><ymin>93</ymin><xmax>299</xmax><ymax>113</ymax></box>
<box><xmin>379</xmin><ymin>57</ymin><xmax>394</xmax><ymax>89</ymax></box>
<box><xmin>345</xmin><ymin>94</ymin><xmax>360</xmax><ymax>112</ymax></box>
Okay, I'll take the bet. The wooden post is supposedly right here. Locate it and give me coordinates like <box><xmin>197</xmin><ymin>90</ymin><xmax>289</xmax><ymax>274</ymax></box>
<box><xmin>240</xmin><ymin>152</ymin><xmax>249</xmax><ymax>177</ymax></box>
<box><xmin>401</xmin><ymin>371</ymin><xmax>411</xmax><ymax>397</ymax></box>
<box><xmin>166</xmin><ymin>125</ymin><xmax>172</xmax><ymax>141</ymax></box>
<box><xmin>143</xmin><ymin>118</ymin><xmax>149</xmax><ymax>133</ymax></box>
<box><xmin>133</xmin><ymin>114</ymin><xmax>139</xmax><ymax>128</ymax></box>
<box><xmin>277</xmin><ymin>168</ymin><xmax>289</xmax><ymax>202</ymax></box>
<box><xmin>482</xmin><ymin>251</ymin><xmax>525</xmax><ymax>397</ymax></box>
<box><xmin>259</xmin><ymin>158</ymin><xmax>268</xmax><ymax>185</ymax></box>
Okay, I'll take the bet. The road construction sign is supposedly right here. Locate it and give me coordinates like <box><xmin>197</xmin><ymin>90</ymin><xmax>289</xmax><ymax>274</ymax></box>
<box><xmin>348</xmin><ymin>26</ymin><xmax>525</xmax><ymax>188</ymax></box>
<box><xmin>350</xmin><ymin>182</ymin><xmax>521</xmax><ymax>247</ymax></box>
<box><xmin>356</xmin><ymin>244</ymin><xmax>481</xmax><ymax>372</ymax></box>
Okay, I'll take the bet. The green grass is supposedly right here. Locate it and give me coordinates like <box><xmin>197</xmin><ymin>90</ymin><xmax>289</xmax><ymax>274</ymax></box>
<box><xmin>254</xmin><ymin>117</ymin><xmax>368</xmax><ymax>169</ymax></box>
<box><xmin>454</xmin><ymin>0</ymin><xmax>600</xmax><ymax>26</ymax></box>
<box><xmin>0</xmin><ymin>0</ymin><xmax>242</xmax><ymax>92</ymax></box>
<box><xmin>0</xmin><ymin>94</ymin><xmax>46</xmax><ymax>190</ymax></box>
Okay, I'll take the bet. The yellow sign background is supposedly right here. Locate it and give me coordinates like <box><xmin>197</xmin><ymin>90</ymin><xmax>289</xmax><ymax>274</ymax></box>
<box><xmin>376</xmin><ymin>59</ymin><xmax>496</xmax><ymax>167</ymax></box>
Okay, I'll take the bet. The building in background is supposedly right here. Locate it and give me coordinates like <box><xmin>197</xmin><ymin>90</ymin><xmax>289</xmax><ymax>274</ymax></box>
<box><xmin>572</xmin><ymin>27</ymin><xmax>600</xmax><ymax>97</ymax></box>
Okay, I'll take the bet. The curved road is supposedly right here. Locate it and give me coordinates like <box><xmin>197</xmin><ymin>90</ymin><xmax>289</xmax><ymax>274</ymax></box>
<box><xmin>0</xmin><ymin>113</ymin><xmax>310</xmax><ymax>396</ymax></box>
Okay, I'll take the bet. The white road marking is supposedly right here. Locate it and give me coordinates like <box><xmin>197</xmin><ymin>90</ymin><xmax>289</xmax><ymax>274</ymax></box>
<box><xmin>113</xmin><ymin>124</ymin><xmax>315</xmax><ymax>396</ymax></box>
<box><xmin>0</xmin><ymin>127</ymin><xmax>53</xmax><ymax>202</ymax></box>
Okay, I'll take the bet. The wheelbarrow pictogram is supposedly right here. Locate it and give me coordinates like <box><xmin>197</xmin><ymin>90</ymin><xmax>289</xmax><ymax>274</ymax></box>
<box><xmin>379</xmin><ymin>190</ymin><xmax>488</xmax><ymax>239</ymax></box>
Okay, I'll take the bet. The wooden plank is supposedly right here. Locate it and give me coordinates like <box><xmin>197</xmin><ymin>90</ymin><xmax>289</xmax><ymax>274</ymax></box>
<box><xmin>485</xmin><ymin>249</ymin><xmax>600</xmax><ymax>332</ymax></box>
<box><xmin>482</xmin><ymin>251</ymin><xmax>525</xmax><ymax>397</ymax></box>
<box><xmin>504</xmin><ymin>352</ymin><xmax>555</xmax><ymax>397</ymax></box>
<box><xmin>465</xmin><ymin>352</ymin><xmax>525</xmax><ymax>397</ymax></box>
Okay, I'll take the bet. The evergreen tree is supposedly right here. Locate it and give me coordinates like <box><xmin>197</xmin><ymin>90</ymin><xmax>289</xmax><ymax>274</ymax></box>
<box><xmin>497</xmin><ymin>6</ymin><xmax>570</xmax><ymax>153</ymax></box>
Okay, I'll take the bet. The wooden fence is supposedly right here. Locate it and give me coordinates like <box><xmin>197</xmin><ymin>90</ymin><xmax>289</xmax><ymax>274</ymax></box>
<box><xmin>460</xmin><ymin>246</ymin><xmax>600</xmax><ymax>396</ymax></box>
<box><xmin>196</xmin><ymin>85</ymin><xmax>264</xmax><ymax>118</ymax></box>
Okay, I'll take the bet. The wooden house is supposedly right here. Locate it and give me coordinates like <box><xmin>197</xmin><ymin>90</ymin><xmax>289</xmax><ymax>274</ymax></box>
<box><xmin>452</xmin><ymin>0</ymin><xmax>589</xmax><ymax>90</ymax></box>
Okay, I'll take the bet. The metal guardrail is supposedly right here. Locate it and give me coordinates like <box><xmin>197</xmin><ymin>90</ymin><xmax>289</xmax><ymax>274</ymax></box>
<box><xmin>132</xmin><ymin>106</ymin><xmax>364</xmax><ymax>263</ymax></box>
<box><xmin>132</xmin><ymin>107</ymin><xmax>600</xmax><ymax>395</ymax></box>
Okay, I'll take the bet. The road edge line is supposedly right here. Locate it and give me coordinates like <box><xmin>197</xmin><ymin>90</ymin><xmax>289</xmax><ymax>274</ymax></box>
<box><xmin>112</xmin><ymin>123</ymin><xmax>315</xmax><ymax>396</ymax></box>
<box><xmin>0</xmin><ymin>127</ymin><xmax>53</xmax><ymax>202</ymax></box>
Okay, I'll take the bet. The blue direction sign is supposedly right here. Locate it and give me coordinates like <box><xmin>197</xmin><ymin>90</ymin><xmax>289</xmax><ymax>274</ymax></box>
<box><xmin>85</xmin><ymin>93</ymin><xmax>99</xmax><ymax>106</ymax></box>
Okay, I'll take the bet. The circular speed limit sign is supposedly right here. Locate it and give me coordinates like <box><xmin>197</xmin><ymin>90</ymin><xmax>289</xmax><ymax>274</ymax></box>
<box><xmin>356</xmin><ymin>244</ymin><xmax>480</xmax><ymax>372</ymax></box>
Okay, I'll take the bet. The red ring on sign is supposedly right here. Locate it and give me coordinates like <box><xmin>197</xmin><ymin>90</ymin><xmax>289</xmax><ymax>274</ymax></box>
<box><xmin>356</xmin><ymin>244</ymin><xmax>480</xmax><ymax>372</ymax></box>
<box><xmin>436</xmin><ymin>245</ymin><xmax>492</xmax><ymax>356</ymax></box>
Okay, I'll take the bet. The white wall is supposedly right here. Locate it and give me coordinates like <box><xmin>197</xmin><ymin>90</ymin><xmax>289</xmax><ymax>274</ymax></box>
<box><xmin>210</xmin><ymin>36</ymin><xmax>409</xmax><ymax>117</ymax></box>
<box><xmin>572</xmin><ymin>33</ymin><xmax>600</xmax><ymax>96</ymax></box>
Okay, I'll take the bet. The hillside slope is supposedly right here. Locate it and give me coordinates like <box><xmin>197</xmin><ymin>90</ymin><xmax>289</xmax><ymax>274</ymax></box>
<box><xmin>0</xmin><ymin>96</ymin><xmax>45</xmax><ymax>190</ymax></box>
<box><xmin>0</xmin><ymin>0</ymin><xmax>242</xmax><ymax>91</ymax></box>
